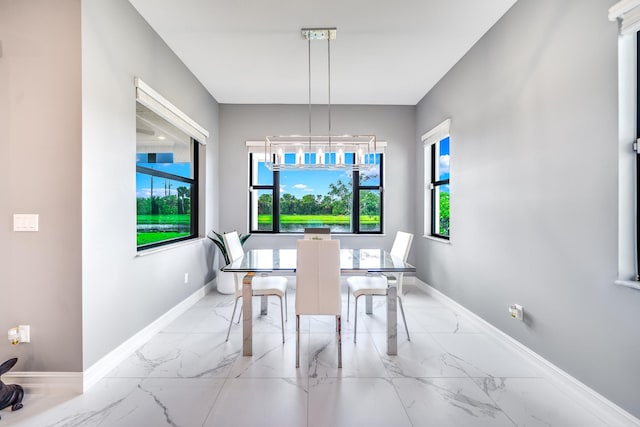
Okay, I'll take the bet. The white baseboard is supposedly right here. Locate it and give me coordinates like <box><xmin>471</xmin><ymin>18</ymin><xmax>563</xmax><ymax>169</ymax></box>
<box><xmin>413</xmin><ymin>279</ymin><xmax>640</xmax><ymax>427</ymax></box>
<box><xmin>2</xmin><ymin>371</ymin><xmax>83</xmax><ymax>394</ymax></box>
<box><xmin>83</xmin><ymin>282</ymin><xmax>213</xmax><ymax>391</ymax></box>
<box><xmin>4</xmin><ymin>283</ymin><xmax>213</xmax><ymax>395</ymax></box>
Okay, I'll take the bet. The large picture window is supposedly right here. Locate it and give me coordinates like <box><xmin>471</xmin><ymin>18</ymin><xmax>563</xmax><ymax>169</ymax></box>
<box><xmin>249</xmin><ymin>153</ymin><xmax>383</xmax><ymax>234</ymax></box>
<box><xmin>136</xmin><ymin>102</ymin><xmax>199</xmax><ymax>249</ymax></box>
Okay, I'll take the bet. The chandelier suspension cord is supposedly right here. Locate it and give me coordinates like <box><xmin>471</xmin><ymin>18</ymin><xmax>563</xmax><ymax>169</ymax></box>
<box><xmin>308</xmin><ymin>37</ymin><xmax>312</xmax><ymax>152</ymax></box>
<box><xmin>328</xmin><ymin>36</ymin><xmax>332</xmax><ymax>153</ymax></box>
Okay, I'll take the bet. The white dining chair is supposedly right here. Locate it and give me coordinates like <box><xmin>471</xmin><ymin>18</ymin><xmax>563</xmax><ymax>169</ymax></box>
<box><xmin>346</xmin><ymin>231</ymin><xmax>414</xmax><ymax>343</ymax></box>
<box><xmin>223</xmin><ymin>231</ymin><xmax>288</xmax><ymax>343</ymax></box>
<box><xmin>295</xmin><ymin>239</ymin><xmax>342</xmax><ymax>368</ymax></box>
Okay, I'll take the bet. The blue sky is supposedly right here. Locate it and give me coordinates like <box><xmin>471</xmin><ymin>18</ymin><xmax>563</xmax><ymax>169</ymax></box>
<box><xmin>439</xmin><ymin>136</ymin><xmax>450</xmax><ymax>181</ymax></box>
<box><xmin>257</xmin><ymin>152</ymin><xmax>381</xmax><ymax>199</ymax></box>
<box><xmin>438</xmin><ymin>136</ymin><xmax>450</xmax><ymax>194</ymax></box>
<box><xmin>136</xmin><ymin>155</ymin><xmax>191</xmax><ymax>198</ymax></box>
<box><xmin>280</xmin><ymin>169</ymin><xmax>352</xmax><ymax>198</ymax></box>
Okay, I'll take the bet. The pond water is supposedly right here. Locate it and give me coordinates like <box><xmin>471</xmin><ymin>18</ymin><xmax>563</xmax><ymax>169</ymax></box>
<box><xmin>260</xmin><ymin>223</ymin><xmax>380</xmax><ymax>233</ymax></box>
<box><xmin>137</xmin><ymin>224</ymin><xmax>191</xmax><ymax>233</ymax></box>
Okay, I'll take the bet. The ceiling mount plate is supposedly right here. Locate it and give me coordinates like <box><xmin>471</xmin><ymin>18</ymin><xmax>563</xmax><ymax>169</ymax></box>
<box><xmin>301</xmin><ymin>28</ymin><xmax>337</xmax><ymax>40</ymax></box>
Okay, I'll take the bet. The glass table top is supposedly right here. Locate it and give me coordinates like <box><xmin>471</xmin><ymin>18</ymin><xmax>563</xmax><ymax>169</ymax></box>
<box><xmin>222</xmin><ymin>248</ymin><xmax>416</xmax><ymax>273</ymax></box>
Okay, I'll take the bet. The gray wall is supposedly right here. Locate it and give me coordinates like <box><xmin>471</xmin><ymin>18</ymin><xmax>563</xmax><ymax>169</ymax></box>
<box><xmin>0</xmin><ymin>0</ymin><xmax>83</xmax><ymax>372</ymax></box>
<box><xmin>81</xmin><ymin>0</ymin><xmax>219</xmax><ymax>368</ymax></box>
<box><xmin>415</xmin><ymin>0</ymin><xmax>640</xmax><ymax>417</ymax></box>
<box><xmin>218</xmin><ymin>104</ymin><xmax>416</xmax><ymax>256</ymax></box>
<box><xmin>0</xmin><ymin>0</ymin><xmax>219</xmax><ymax>373</ymax></box>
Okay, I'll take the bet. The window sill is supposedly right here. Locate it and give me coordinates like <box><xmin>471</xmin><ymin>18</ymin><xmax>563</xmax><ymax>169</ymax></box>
<box><xmin>614</xmin><ymin>279</ymin><xmax>640</xmax><ymax>290</ymax></box>
<box><xmin>423</xmin><ymin>235</ymin><xmax>451</xmax><ymax>244</ymax></box>
<box><xmin>251</xmin><ymin>233</ymin><xmax>387</xmax><ymax>237</ymax></box>
<box><xmin>135</xmin><ymin>237</ymin><xmax>205</xmax><ymax>257</ymax></box>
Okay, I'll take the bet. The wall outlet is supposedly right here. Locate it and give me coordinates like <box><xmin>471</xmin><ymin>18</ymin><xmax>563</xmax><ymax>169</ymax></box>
<box><xmin>184</xmin><ymin>273</ymin><xmax>189</xmax><ymax>284</ymax></box>
<box><xmin>8</xmin><ymin>325</ymin><xmax>30</xmax><ymax>344</ymax></box>
<box><xmin>19</xmin><ymin>325</ymin><xmax>30</xmax><ymax>342</ymax></box>
<box><xmin>509</xmin><ymin>304</ymin><xmax>524</xmax><ymax>320</ymax></box>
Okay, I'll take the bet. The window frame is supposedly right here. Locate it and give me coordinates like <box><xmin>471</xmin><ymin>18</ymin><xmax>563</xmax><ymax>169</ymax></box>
<box><xmin>136</xmin><ymin>139</ymin><xmax>199</xmax><ymax>251</ymax></box>
<box><xmin>133</xmin><ymin>78</ymin><xmax>208</xmax><ymax>252</ymax></box>
<box><xmin>248</xmin><ymin>152</ymin><xmax>384</xmax><ymax>234</ymax></box>
<box><xmin>429</xmin><ymin>139</ymin><xmax>450</xmax><ymax>240</ymax></box>
<box><xmin>422</xmin><ymin>119</ymin><xmax>451</xmax><ymax>241</ymax></box>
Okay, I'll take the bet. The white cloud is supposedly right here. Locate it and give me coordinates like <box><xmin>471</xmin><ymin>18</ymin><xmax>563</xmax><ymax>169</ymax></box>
<box><xmin>439</xmin><ymin>154</ymin><xmax>450</xmax><ymax>174</ymax></box>
<box><xmin>280</xmin><ymin>186</ymin><xmax>287</xmax><ymax>194</ymax></box>
<box><xmin>293</xmin><ymin>183</ymin><xmax>307</xmax><ymax>189</ymax></box>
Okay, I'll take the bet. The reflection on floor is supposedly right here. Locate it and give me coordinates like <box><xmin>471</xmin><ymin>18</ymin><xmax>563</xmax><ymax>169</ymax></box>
<box><xmin>1</xmin><ymin>285</ymin><xmax>614</xmax><ymax>426</ymax></box>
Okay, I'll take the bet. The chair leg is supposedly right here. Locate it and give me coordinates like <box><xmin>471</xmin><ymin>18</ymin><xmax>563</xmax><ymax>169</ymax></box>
<box><xmin>284</xmin><ymin>290</ymin><xmax>288</xmax><ymax>322</ymax></box>
<box><xmin>296</xmin><ymin>315</ymin><xmax>300</xmax><ymax>368</ymax></box>
<box><xmin>398</xmin><ymin>296</ymin><xmax>410</xmax><ymax>341</ymax></box>
<box><xmin>354</xmin><ymin>295</ymin><xmax>360</xmax><ymax>343</ymax></box>
<box><xmin>235</xmin><ymin>305</ymin><xmax>243</xmax><ymax>324</ymax></box>
<box><xmin>337</xmin><ymin>315</ymin><xmax>342</xmax><ymax>368</ymax></box>
<box><xmin>226</xmin><ymin>296</ymin><xmax>240</xmax><ymax>342</ymax></box>
<box><xmin>346</xmin><ymin>290</ymin><xmax>351</xmax><ymax>321</ymax></box>
<box><xmin>278</xmin><ymin>295</ymin><xmax>285</xmax><ymax>344</ymax></box>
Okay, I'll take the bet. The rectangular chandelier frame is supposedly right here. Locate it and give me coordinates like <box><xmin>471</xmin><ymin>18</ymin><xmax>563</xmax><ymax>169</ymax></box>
<box><xmin>264</xmin><ymin>134</ymin><xmax>380</xmax><ymax>171</ymax></box>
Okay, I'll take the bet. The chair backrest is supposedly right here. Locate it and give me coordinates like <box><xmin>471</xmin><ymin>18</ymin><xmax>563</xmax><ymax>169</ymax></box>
<box><xmin>223</xmin><ymin>231</ymin><xmax>245</xmax><ymax>295</ymax></box>
<box><xmin>223</xmin><ymin>231</ymin><xmax>245</xmax><ymax>264</ymax></box>
<box><xmin>389</xmin><ymin>231</ymin><xmax>413</xmax><ymax>293</ymax></box>
<box><xmin>303</xmin><ymin>227</ymin><xmax>331</xmax><ymax>240</ymax></box>
<box><xmin>295</xmin><ymin>239</ymin><xmax>341</xmax><ymax>315</ymax></box>
<box><xmin>390</xmin><ymin>231</ymin><xmax>413</xmax><ymax>262</ymax></box>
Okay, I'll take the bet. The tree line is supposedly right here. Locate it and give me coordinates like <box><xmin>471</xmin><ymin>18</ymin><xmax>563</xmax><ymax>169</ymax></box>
<box><xmin>137</xmin><ymin>185</ymin><xmax>191</xmax><ymax>216</ymax></box>
<box><xmin>257</xmin><ymin>179</ymin><xmax>380</xmax><ymax>216</ymax></box>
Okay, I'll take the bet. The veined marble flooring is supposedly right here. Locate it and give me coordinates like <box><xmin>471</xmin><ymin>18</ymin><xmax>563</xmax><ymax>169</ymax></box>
<box><xmin>1</xmin><ymin>284</ymin><xmax>616</xmax><ymax>426</ymax></box>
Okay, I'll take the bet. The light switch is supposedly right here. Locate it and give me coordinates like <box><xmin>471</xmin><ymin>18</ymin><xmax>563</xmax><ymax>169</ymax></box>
<box><xmin>13</xmin><ymin>214</ymin><xmax>39</xmax><ymax>232</ymax></box>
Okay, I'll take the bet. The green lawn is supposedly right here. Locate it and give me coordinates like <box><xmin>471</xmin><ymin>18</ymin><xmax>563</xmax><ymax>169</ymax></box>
<box><xmin>137</xmin><ymin>214</ymin><xmax>191</xmax><ymax>246</ymax></box>
<box><xmin>258</xmin><ymin>214</ymin><xmax>380</xmax><ymax>225</ymax></box>
<box><xmin>137</xmin><ymin>231</ymin><xmax>190</xmax><ymax>246</ymax></box>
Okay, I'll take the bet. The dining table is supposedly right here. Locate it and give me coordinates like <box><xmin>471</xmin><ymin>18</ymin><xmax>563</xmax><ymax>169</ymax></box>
<box><xmin>222</xmin><ymin>247</ymin><xmax>416</xmax><ymax>356</ymax></box>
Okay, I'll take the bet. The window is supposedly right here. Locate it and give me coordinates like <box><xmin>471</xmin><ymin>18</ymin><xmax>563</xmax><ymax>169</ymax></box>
<box><xmin>423</xmin><ymin>119</ymin><xmax>451</xmax><ymax>240</ymax></box>
<box><xmin>136</xmin><ymin>103</ymin><xmax>199</xmax><ymax>249</ymax></box>
<box><xmin>609</xmin><ymin>0</ymin><xmax>640</xmax><ymax>289</ymax></box>
<box><xmin>249</xmin><ymin>153</ymin><xmax>383</xmax><ymax>234</ymax></box>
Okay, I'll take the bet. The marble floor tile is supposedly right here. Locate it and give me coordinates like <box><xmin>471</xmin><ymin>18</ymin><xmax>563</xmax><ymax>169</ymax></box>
<box><xmin>308</xmin><ymin>377</ymin><xmax>412</xmax><ymax>427</ymax></box>
<box><xmin>228</xmin><ymin>332</ymin><xmax>308</xmax><ymax>378</ymax></box>
<box><xmin>409</xmin><ymin>305</ymin><xmax>481</xmax><ymax>334</ymax></box>
<box><xmin>9</xmin><ymin>286</ymin><xmax>631</xmax><ymax>427</ymax></box>
<box><xmin>203</xmin><ymin>378</ymin><xmax>307</xmax><ymax>427</ymax></box>
<box><xmin>474</xmin><ymin>377</ymin><xmax>610</xmax><ymax>427</ymax></box>
<box><xmin>432</xmin><ymin>332</ymin><xmax>543</xmax><ymax>378</ymax></box>
<box><xmin>107</xmin><ymin>331</ymin><xmax>240</xmax><ymax>379</ymax></box>
<box><xmin>371</xmin><ymin>332</ymin><xmax>469</xmax><ymax>378</ymax></box>
<box><xmin>393</xmin><ymin>377</ymin><xmax>515</xmax><ymax>426</ymax></box>
<box><xmin>0</xmin><ymin>391</ymin><xmax>74</xmax><ymax>426</ymax></box>
<box><xmin>307</xmin><ymin>332</ymin><xmax>388</xmax><ymax>379</ymax></box>
<box><xmin>6</xmin><ymin>378</ymin><xmax>224</xmax><ymax>427</ymax></box>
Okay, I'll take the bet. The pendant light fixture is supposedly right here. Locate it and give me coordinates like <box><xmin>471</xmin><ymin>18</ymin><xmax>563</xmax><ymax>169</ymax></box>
<box><xmin>264</xmin><ymin>28</ymin><xmax>380</xmax><ymax>171</ymax></box>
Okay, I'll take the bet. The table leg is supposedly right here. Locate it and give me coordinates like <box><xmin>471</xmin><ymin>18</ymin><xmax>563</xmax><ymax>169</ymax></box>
<box><xmin>365</xmin><ymin>295</ymin><xmax>373</xmax><ymax>314</ymax></box>
<box><xmin>242</xmin><ymin>272</ymin><xmax>255</xmax><ymax>356</ymax></box>
<box><xmin>260</xmin><ymin>295</ymin><xmax>268</xmax><ymax>315</ymax></box>
<box><xmin>387</xmin><ymin>285</ymin><xmax>397</xmax><ymax>355</ymax></box>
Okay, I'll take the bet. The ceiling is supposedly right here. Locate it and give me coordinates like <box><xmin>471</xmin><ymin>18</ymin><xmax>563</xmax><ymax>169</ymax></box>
<box><xmin>128</xmin><ymin>0</ymin><xmax>517</xmax><ymax>105</ymax></box>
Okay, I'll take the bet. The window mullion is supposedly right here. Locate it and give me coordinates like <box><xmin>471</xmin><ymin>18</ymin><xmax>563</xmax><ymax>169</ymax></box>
<box><xmin>274</xmin><ymin>170</ymin><xmax>280</xmax><ymax>233</ymax></box>
<box><xmin>352</xmin><ymin>169</ymin><xmax>359</xmax><ymax>233</ymax></box>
